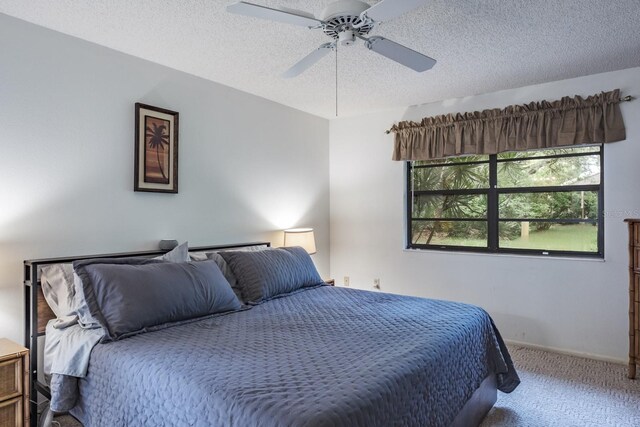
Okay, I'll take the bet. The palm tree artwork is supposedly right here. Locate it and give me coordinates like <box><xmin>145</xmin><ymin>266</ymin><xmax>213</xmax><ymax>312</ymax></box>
<box><xmin>144</xmin><ymin>117</ymin><xmax>170</xmax><ymax>184</ymax></box>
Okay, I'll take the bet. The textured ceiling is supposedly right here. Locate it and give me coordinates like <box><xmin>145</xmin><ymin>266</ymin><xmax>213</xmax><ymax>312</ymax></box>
<box><xmin>1</xmin><ymin>0</ymin><xmax>639</xmax><ymax>118</ymax></box>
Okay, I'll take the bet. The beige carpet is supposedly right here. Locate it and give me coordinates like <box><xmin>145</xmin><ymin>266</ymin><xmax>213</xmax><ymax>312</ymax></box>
<box><xmin>53</xmin><ymin>345</ymin><xmax>640</xmax><ymax>427</ymax></box>
<box><xmin>481</xmin><ymin>345</ymin><xmax>640</xmax><ymax>426</ymax></box>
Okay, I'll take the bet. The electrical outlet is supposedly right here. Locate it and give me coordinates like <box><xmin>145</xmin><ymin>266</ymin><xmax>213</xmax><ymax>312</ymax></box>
<box><xmin>373</xmin><ymin>278</ymin><xmax>380</xmax><ymax>290</ymax></box>
<box><xmin>343</xmin><ymin>276</ymin><xmax>350</xmax><ymax>287</ymax></box>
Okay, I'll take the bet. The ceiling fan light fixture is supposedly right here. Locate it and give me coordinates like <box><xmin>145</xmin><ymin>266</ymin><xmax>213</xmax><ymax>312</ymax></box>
<box><xmin>339</xmin><ymin>30</ymin><xmax>356</xmax><ymax>46</ymax></box>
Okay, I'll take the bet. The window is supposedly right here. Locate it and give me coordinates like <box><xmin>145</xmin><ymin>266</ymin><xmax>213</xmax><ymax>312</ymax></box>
<box><xmin>407</xmin><ymin>146</ymin><xmax>603</xmax><ymax>257</ymax></box>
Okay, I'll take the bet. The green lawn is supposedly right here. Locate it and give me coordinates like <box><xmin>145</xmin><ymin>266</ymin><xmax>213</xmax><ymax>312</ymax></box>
<box><xmin>501</xmin><ymin>223</ymin><xmax>597</xmax><ymax>252</ymax></box>
<box><xmin>427</xmin><ymin>224</ymin><xmax>597</xmax><ymax>252</ymax></box>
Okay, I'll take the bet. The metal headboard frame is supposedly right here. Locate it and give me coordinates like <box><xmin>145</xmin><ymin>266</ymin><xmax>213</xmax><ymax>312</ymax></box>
<box><xmin>23</xmin><ymin>241</ymin><xmax>270</xmax><ymax>427</ymax></box>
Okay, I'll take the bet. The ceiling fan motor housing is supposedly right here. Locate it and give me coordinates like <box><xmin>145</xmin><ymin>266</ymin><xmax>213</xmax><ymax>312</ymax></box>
<box><xmin>320</xmin><ymin>0</ymin><xmax>374</xmax><ymax>42</ymax></box>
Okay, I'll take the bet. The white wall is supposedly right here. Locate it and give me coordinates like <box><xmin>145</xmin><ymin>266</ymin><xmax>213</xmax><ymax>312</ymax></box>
<box><xmin>0</xmin><ymin>14</ymin><xmax>330</xmax><ymax>344</ymax></box>
<box><xmin>330</xmin><ymin>67</ymin><xmax>640</xmax><ymax>362</ymax></box>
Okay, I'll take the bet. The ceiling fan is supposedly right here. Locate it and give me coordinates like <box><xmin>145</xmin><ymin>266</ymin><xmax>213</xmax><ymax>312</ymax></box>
<box><xmin>227</xmin><ymin>0</ymin><xmax>436</xmax><ymax>78</ymax></box>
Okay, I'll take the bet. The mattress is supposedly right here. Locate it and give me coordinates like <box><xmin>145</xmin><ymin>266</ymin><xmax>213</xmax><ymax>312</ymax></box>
<box><xmin>59</xmin><ymin>285</ymin><xmax>518</xmax><ymax>427</ymax></box>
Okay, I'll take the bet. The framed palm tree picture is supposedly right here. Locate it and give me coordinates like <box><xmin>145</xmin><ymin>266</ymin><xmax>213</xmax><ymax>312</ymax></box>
<box><xmin>134</xmin><ymin>103</ymin><xmax>179</xmax><ymax>193</ymax></box>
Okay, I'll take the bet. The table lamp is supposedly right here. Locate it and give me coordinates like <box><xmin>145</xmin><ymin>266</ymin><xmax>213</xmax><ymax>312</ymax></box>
<box><xmin>283</xmin><ymin>228</ymin><xmax>316</xmax><ymax>254</ymax></box>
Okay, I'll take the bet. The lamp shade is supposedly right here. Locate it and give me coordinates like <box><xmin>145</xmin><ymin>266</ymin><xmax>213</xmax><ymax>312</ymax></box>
<box><xmin>283</xmin><ymin>228</ymin><xmax>316</xmax><ymax>254</ymax></box>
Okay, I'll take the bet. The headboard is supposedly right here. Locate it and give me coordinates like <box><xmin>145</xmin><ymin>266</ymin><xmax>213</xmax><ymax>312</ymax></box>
<box><xmin>23</xmin><ymin>241</ymin><xmax>270</xmax><ymax>427</ymax></box>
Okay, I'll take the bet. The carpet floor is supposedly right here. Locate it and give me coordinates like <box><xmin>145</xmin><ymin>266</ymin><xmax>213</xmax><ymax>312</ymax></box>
<box><xmin>53</xmin><ymin>345</ymin><xmax>640</xmax><ymax>427</ymax></box>
<box><xmin>481</xmin><ymin>345</ymin><xmax>640</xmax><ymax>426</ymax></box>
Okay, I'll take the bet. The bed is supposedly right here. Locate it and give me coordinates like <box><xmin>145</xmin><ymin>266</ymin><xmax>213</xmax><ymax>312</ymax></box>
<box><xmin>24</xmin><ymin>242</ymin><xmax>519</xmax><ymax>427</ymax></box>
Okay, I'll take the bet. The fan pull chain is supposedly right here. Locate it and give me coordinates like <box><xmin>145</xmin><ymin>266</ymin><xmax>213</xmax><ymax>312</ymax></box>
<box><xmin>335</xmin><ymin>44</ymin><xmax>338</xmax><ymax>117</ymax></box>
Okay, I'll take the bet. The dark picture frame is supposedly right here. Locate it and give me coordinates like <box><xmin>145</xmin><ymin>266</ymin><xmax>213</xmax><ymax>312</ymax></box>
<box><xmin>134</xmin><ymin>103</ymin><xmax>179</xmax><ymax>193</ymax></box>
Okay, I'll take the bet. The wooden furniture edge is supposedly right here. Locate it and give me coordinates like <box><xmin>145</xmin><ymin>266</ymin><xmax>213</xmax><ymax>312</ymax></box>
<box><xmin>626</xmin><ymin>219</ymin><xmax>638</xmax><ymax>379</ymax></box>
<box><xmin>0</xmin><ymin>338</ymin><xmax>30</xmax><ymax>426</ymax></box>
<box><xmin>0</xmin><ymin>339</ymin><xmax>28</xmax><ymax>360</ymax></box>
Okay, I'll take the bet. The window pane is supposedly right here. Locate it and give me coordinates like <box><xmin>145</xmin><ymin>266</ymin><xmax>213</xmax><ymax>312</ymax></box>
<box><xmin>499</xmin><ymin>222</ymin><xmax>598</xmax><ymax>252</ymax></box>
<box><xmin>411</xmin><ymin>221</ymin><xmax>487</xmax><ymax>247</ymax></box>
<box><xmin>499</xmin><ymin>191</ymin><xmax>598</xmax><ymax>220</ymax></box>
<box><xmin>497</xmin><ymin>146</ymin><xmax>600</xmax><ymax>160</ymax></box>
<box><xmin>412</xmin><ymin>163</ymin><xmax>489</xmax><ymax>190</ymax></box>
<box><xmin>414</xmin><ymin>155</ymin><xmax>489</xmax><ymax>167</ymax></box>
<box><xmin>406</xmin><ymin>145</ymin><xmax>603</xmax><ymax>255</ymax></box>
<box><xmin>497</xmin><ymin>154</ymin><xmax>600</xmax><ymax>188</ymax></box>
<box><xmin>413</xmin><ymin>194</ymin><xmax>487</xmax><ymax>219</ymax></box>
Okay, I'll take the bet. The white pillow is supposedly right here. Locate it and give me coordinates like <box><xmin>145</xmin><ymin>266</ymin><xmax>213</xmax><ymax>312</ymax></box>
<box><xmin>40</xmin><ymin>264</ymin><xmax>99</xmax><ymax>329</ymax></box>
<box><xmin>39</xmin><ymin>263</ymin><xmax>76</xmax><ymax>322</ymax></box>
<box><xmin>158</xmin><ymin>241</ymin><xmax>189</xmax><ymax>263</ymax></box>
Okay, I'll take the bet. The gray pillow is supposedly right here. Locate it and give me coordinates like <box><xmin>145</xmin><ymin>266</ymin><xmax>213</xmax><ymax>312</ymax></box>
<box><xmin>39</xmin><ymin>242</ymin><xmax>190</xmax><ymax>330</ymax></box>
<box><xmin>220</xmin><ymin>246</ymin><xmax>324</xmax><ymax>303</ymax></box>
<box><xmin>73</xmin><ymin>258</ymin><xmax>241</xmax><ymax>341</ymax></box>
<box><xmin>189</xmin><ymin>245</ymin><xmax>270</xmax><ymax>301</ymax></box>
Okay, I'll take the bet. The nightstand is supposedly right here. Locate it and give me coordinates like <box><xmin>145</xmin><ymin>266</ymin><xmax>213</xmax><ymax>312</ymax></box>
<box><xmin>325</xmin><ymin>279</ymin><xmax>335</xmax><ymax>286</ymax></box>
<box><xmin>0</xmin><ymin>339</ymin><xmax>29</xmax><ymax>427</ymax></box>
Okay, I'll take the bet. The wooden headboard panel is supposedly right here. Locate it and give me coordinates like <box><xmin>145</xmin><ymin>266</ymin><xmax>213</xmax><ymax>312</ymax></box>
<box><xmin>36</xmin><ymin>288</ymin><xmax>55</xmax><ymax>334</ymax></box>
<box><xmin>23</xmin><ymin>241</ymin><xmax>270</xmax><ymax>425</ymax></box>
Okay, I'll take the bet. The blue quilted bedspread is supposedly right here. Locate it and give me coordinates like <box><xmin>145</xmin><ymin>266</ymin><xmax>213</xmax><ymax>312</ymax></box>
<box><xmin>59</xmin><ymin>286</ymin><xmax>519</xmax><ymax>426</ymax></box>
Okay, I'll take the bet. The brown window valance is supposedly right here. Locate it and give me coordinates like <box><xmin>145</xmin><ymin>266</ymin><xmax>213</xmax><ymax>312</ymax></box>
<box><xmin>389</xmin><ymin>89</ymin><xmax>627</xmax><ymax>161</ymax></box>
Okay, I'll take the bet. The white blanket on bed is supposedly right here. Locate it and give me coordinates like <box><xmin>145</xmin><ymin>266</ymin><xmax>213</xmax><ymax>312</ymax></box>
<box><xmin>45</xmin><ymin>321</ymin><xmax>103</xmax><ymax>378</ymax></box>
<box><xmin>41</xmin><ymin>264</ymin><xmax>104</xmax><ymax>378</ymax></box>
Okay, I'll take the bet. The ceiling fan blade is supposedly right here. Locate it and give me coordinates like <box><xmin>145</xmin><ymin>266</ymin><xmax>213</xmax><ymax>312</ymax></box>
<box><xmin>362</xmin><ymin>0</ymin><xmax>428</xmax><ymax>23</ymax></box>
<box><xmin>227</xmin><ymin>1</ymin><xmax>323</xmax><ymax>27</ymax></box>
<box><xmin>364</xmin><ymin>36</ymin><xmax>436</xmax><ymax>72</ymax></box>
<box><xmin>282</xmin><ymin>43</ymin><xmax>335</xmax><ymax>78</ymax></box>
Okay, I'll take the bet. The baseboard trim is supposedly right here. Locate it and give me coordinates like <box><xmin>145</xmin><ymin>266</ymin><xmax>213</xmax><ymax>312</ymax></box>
<box><xmin>504</xmin><ymin>339</ymin><xmax>626</xmax><ymax>365</ymax></box>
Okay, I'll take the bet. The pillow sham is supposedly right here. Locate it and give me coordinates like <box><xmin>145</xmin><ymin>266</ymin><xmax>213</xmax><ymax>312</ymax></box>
<box><xmin>220</xmin><ymin>246</ymin><xmax>324</xmax><ymax>303</ymax></box>
<box><xmin>73</xmin><ymin>259</ymin><xmax>241</xmax><ymax>341</ymax></box>
<box><xmin>41</xmin><ymin>264</ymin><xmax>101</xmax><ymax>329</ymax></box>
<box><xmin>40</xmin><ymin>242</ymin><xmax>190</xmax><ymax>328</ymax></box>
